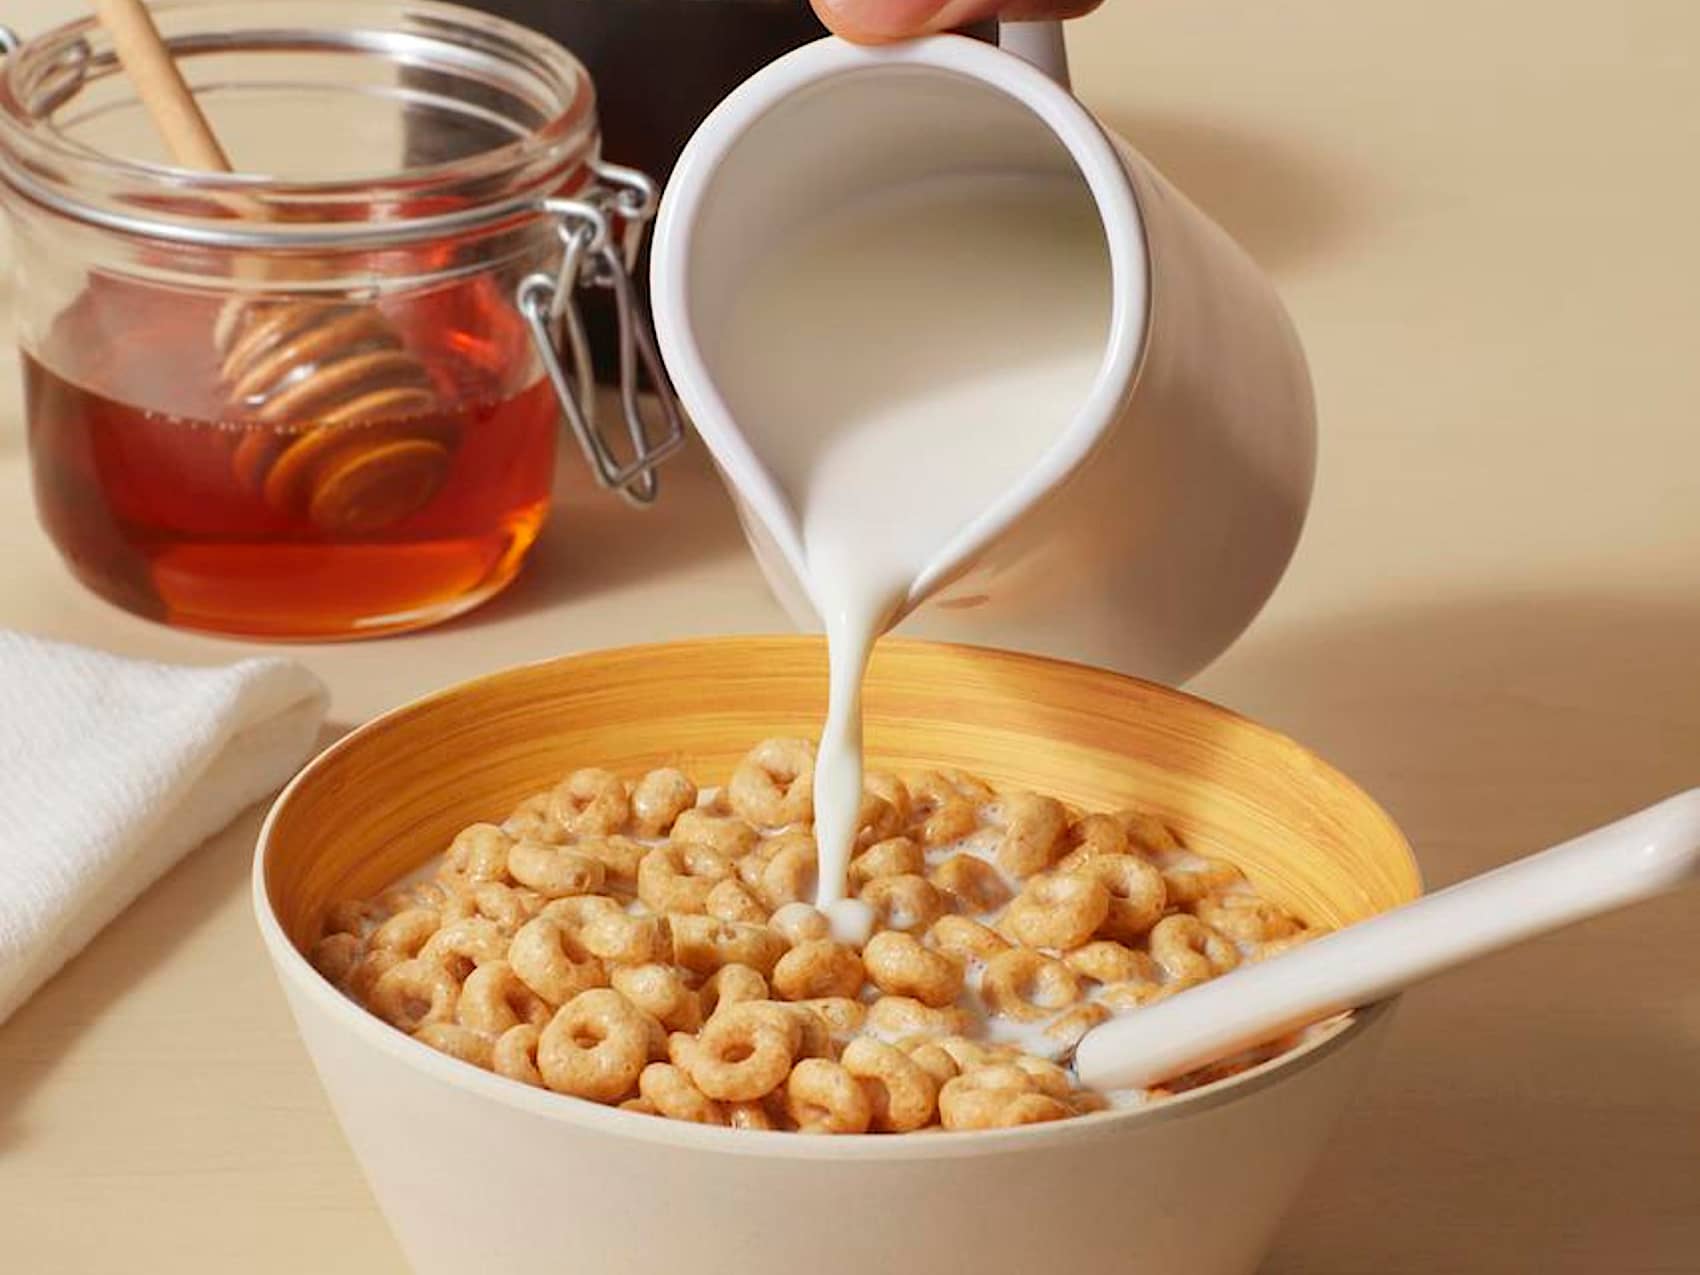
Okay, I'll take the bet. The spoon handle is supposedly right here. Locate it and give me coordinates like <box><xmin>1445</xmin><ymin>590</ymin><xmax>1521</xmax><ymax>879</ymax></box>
<box><xmin>1074</xmin><ymin>788</ymin><xmax>1700</xmax><ymax>1091</ymax></box>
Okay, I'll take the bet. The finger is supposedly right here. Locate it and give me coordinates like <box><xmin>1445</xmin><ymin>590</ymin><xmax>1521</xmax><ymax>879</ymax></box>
<box><xmin>812</xmin><ymin>0</ymin><xmax>1103</xmax><ymax>44</ymax></box>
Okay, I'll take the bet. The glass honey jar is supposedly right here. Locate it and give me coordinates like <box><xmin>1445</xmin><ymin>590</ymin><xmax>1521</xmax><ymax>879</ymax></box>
<box><xmin>0</xmin><ymin>0</ymin><xmax>681</xmax><ymax>639</ymax></box>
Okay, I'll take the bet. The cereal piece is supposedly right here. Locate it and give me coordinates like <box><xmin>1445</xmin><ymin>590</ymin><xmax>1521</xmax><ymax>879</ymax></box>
<box><xmin>573</xmin><ymin>836</ymin><xmax>648</xmax><ymax>894</ymax></box>
<box><xmin>1161</xmin><ymin>856</ymin><xmax>1244</xmax><ymax>906</ymax></box>
<box><xmin>638</xmin><ymin>842</ymin><xmax>734</xmax><ymax>914</ymax></box>
<box><xmin>929</xmin><ymin>854</ymin><xmax>1013</xmax><ymax>913</ymax></box>
<box><xmin>854</xmin><ymin>792</ymin><xmax>905</xmax><ymax>850</ymax></box>
<box><xmin>841</xmin><ymin>1038</ymin><xmax>938</xmax><ymax>1133</ymax></box>
<box><xmin>938</xmin><ymin>1068</ymin><xmax>1070</xmax><ymax>1131</ymax></box>
<box><xmin>1076</xmin><ymin>854</ymin><xmax>1167</xmax><ymax>943</ymax></box>
<box><xmin>1003</xmin><ymin>873</ymin><xmax>1111</xmax><ymax>950</ymax></box>
<box><xmin>671</xmin><ymin>807</ymin><xmax>760</xmax><ymax>859</ymax></box>
<box><xmin>457</xmin><ymin>960</ymin><xmax>551</xmax><ymax>1035</ymax></box>
<box><xmin>508</xmin><ymin>916</ymin><xmax>607</xmax><ymax>1005</ymax></box>
<box><xmin>699</xmin><ymin>963</ymin><xmax>769</xmax><ymax>1018</ymax></box>
<box><xmin>370</xmin><ymin>907</ymin><xmax>440</xmax><ymax>957</ymax></box>
<box><xmin>995</xmin><ymin>792</ymin><xmax>1067</xmax><ymax>877</ymax></box>
<box><xmin>928</xmin><ymin>1035</ymin><xmax>1016</xmax><ymax>1073</ymax></box>
<box><xmin>768</xmin><ymin>901</ymin><xmax>832</xmax><ymax>945</ymax></box>
<box><xmin>1063</xmin><ymin>940</ymin><xmax>1157</xmax><ymax>986</ymax></box>
<box><xmin>1194</xmin><ymin>895</ymin><xmax>1302</xmax><ymax>944</ymax></box>
<box><xmin>904</xmin><ymin>772</ymin><xmax>979</xmax><ymax>846</ymax></box>
<box><xmin>927</xmin><ymin>915</ymin><xmax>1010</xmax><ymax>963</ymax></box>
<box><xmin>847</xmin><ymin>836</ymin><xmax>923</xmax><ymax>890</ymax></box>
<box><xmin>864</xmin><ymin>772</ymin><xmax>912</xmax><ymax>825</ymax></box>
<box><xmin>1115</xmin><ymin>809</ymin><xmax>1182</xmax><ymax>856</ymax></box>
<box><xmin>611</xmin><ymin>963</ymin><xmax>703</xmax><ymax>1033</ymax></box>
<box><xmin>1148</xmin><ymin>914</ymin><xmax>1240</xmax><ymax>981</ymax></box>
<box><xmin>308</xmin><ymin>932</ymin><xmax>362</xmax><ymax>986</ymax></box>
<box><xmin>980</xmin><ymin>949</ymin><xmax>1081</xmax><ymax>1022</ymax></box>
<box><xmin>1254</xmin><ymin>928</ymin><xmax>1325</xmax><ymax>961</ymax></box>
<box><xmin>639</xmin><ymin>1063</ymin><xmax>727</xmax><ymax>1124</ymax></box>
<box><xmin>1098</xmin><ymin>978</ymin><xmax>1184</xmax><ymax>1011</ymax></box>
<box><xmin>670</xmin><ymin>913</ymin><xmax>787</xmax><ymax>978</ymax></box>
<box><xmin>728</xmin><ymin>737</ymin><xmax>815</xmax><ymax>828</ymax></box>
<box><xmin>631</xmin><ymin>767</ymin><xmax>697</xmax><ymax>838</ymax></box>
<box><xmin>858</xmin><ymin>874</ymin><xmax>945</xmax><ymax>935</ymax></box>
<box><xmin>537</xmin><ymin>988</ymin><xmax>651</xmax><ymax>1102</ymax></box>
<box><xmin>1044</xmin><ymin>1002</ymin><xmax>1110</xmax><ymax>1050</ymax></box>
<box><xmin>538</xmin><ymin>893</ymin><xmax>623</xmax><ymax>932</ymax></box>
<box><xmin>771</xmin><ymin>940</ymin><xmax>865</xmax><ymax>1001</ymax></box>
<box><xmin>904</xmin><ymin>1041</ymin><xmax>961</xmax><ymax>1088</ymax></box>
<box><xmin>757</xmin><ymin>834</ymin><xmax>818</xmax><ymax>909</ymax></box>
<box><xmin>445</xmin><ymin>823</ymin><xmax>512</xmax><ymax>885</ymax></box>
<box><xmin>549</xmin><ymin>767</ymin><xmax>631</xmax><ymax>837</ymax></box>
<box><xmin>785</xmin><ymin>1058</ymin><xmax>872</xmax><ymax>1134</ymax></box>
<box><xmin>346</xmin><ymin>947</ymin><xmax>402</xmax><ymax>1003</ymax></box>
<box><xmin>790</xmin><ymin>996</ymin><xmax>868</xmax><ymax>1040</ymax></box>
<box><xmin>417</xmin><ymin>917</ymin><xmax>508</xmax><ymax>980</ymax></box>
<box><xmin>687</xmin><ymin>1002</ymin><xmax>801</xmax><ymax>1100</ymax></box>
<box><xmin>1010</xmin><ymin>1055</ymin><xmax>1073</xmax><ymax>1099</ymax></box>
<box><xmin>493</xmin><ymin>1023</ymin><xmax>544</xmax><ymax>1086</ymax></box>
<box><xmin>369</xmin><ymin>958</ymin><xmax>460</xmax><ymax>1032</ymax></box>
<box><xmin>619</xmin><ymin>1097</ymin><xmax>660</xmax><ymax>1116</ymax></box>
<box><xmin>862</xmin><ymin>931</ymin><xmax>963</xmax><ymax>1007</ymax></box>
<box><xmin>466</xmin><ymin>881</ymin><xmax>543</xmax><ymax>931</ymax></box>
<box><xmin>414</xmin><ymin>1022</ymin><xmax>495</xmax><ymax>1069</ymax></box>
<box><xmin>705</xmin><ymin>878</ymin><xmax>768</xmax><ymax>924</ymax></box>
<box><xmin>501</xmin><ymin>792</ymin><xmax>564</xmax><ymax>844</ymax></box>
<box><xmin>726</xmin><ymin>1100</ymin><xmax>777</xmax><ymax>1131</ymax></box>
<box><xmin>507</xmin><ymin>840</ymin><xmax>606</xmax><ymax>900</ymax></box>
<box><xmin>1056</xmin><ymin>812</ymin><xmax>1128</xmax><ymax>865</ymax></box>
<box><xmin>867</xmin><ymin>995</ymin><xmax>972</xmax><ymax>1039</ymax></box>
<box><xmin>579</xmin><ymin>911</ymin><xmax>672</xmax><ymax>966</ymax></box>
<box><xmin>322</xmin><ymin>899</ymin><xmax>380</xmax><ymax>938</ymax></box>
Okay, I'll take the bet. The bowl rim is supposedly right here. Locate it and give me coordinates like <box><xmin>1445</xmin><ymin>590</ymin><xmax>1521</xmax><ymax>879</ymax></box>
<box><xmin>252</xmin><ymin>635</ymin><xmax>1416</xmax><ymax>1160</ymax></box>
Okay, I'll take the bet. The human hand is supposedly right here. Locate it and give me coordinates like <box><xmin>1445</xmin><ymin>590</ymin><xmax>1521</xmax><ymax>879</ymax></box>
<box><xmin>810</xmin><ymin>0</ymin><xmax>1102</xmax><ymax>44</ymax></box>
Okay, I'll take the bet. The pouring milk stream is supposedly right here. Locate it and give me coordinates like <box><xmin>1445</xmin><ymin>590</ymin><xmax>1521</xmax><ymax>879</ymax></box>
<box><xmin>715</xmin><ymin>174</ymin><xmax>1110</xmax><ymax>931</ymax></box>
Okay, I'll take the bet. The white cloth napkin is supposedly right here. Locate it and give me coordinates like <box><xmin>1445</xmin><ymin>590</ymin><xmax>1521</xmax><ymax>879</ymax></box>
<box><xmin>0</xmin><ymin>632</ymin><xmax>328</xmax><ymax>1023</ymax></box>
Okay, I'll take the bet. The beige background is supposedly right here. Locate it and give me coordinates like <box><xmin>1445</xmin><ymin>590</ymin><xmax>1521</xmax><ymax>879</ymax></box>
<box><xmin>1</xmin><ymin>0</ymin><xmax>1697</xmax><ymax>1270</ymax></box>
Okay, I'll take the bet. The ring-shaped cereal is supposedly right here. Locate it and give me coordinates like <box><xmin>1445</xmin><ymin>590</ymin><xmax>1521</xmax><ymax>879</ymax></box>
<box><xmin>771</xmin><ymin>940</ymin><xmax>866</xmax><ymax>1001</ymax></box>
<box><xmin>854</xmin><ymin>792</ymin><xmax>905</xmax><ymax>850</ymax></box>
<box><xmin>929</xmin><ymin>854</ymin><xmax>1013</xmax><ymax>914</ymax></box>
<box><xmin>537</xmin><ymin>988</ymin><xmax>651</xmax><ymax>1103</ymax></box>
<box><xmin>538</xmin><ymin>893</ymin><xmax>623</xmax><ymax>936</ymax></box>
<box><xmin>1160</xmin><ymin>855</ymin><xmax>1244</xmax><ymax>906</ymax></box>
<box><xmin>610</xmin><ymin>962</ymin><xmax>704</xmax><ymax>1033</ymax></box>
<box><xmin>903</xmin><ymin>771</ymin><xmax>979</xmax><ymax>846</ymax></box>
<box><xmin>492</xmin><ymin>1022</ymin><xmax>543</xmax><ymax>1086</ymax></box>
<box><xmin>1076</xmin><ymin>853</ymin><xmax>1167</xmax><ymax>942</ymax></box>
<box><xmin>686</xmin><ymin>1001</ymin><xmax>801</xmax><ymax>1101</ymax></box>
<box><xmin>1044</xmin><ymin>1002</ymin><xmax>1110</xmax><ymax>1050</ymax></box>
<box><xmin>418</xmin><ymin>916</ymin><xmax>509</xmax><ymax>979</ymax></box>
<box><xmin>638</xmin><ymin>842</ymin><xmax>733</xmax><ymax>914</ymax></box>
<box><xmin>705</xmin><ymin>879</ymin><xmax>768</xmax><ymax>924</ymax></box>
<box><xmin>445</xmin><ymin>822</ymin><xmax>512</xmax><ymax>885</ymax></box>
<box><xmin>785</xmin><ymin>1058</ymin><xmax>872</xmax><ymax>1134</ymax></box>
<box><xmin>457</xmin><ymin>960</ymin><xmax>551</xmax><ymax>1034</ymax></box>
<box><xmin>1063</xmin><ymin>939</ymin><xmax>1157</xmax><ymax>985</ymax></box>
<box><xmin>904</xmin><ymin>1041</ymin><xmax>962</xmax><ymax>1088</ymax></box>
<box><xmin>414</xmin><ymin>1021</ymin><xmax>495</xmax><ymax>1069</ymax></box>
<box><xmin>725</xmin><ymin>1099</ymin><xmax>776</xmax><ymax>1130</ymax></box>
<box><xmin>858</xmin><ymin>874</ymin><xmax>945</xmax><ymax>935</ymax></box>
<box><xmin>980</xmin><ymin>948</ymin><xmax>1082</xmax><ymax>1022</ymax></box>
<box><xmin>847</xmin><ymin>836</ymin><xmax>923</xmax><ymax>890</ymax></box>
<box><xmin>508</xmin><ymin>915</ymin><xmax>608</xmax><ymax>1006</ymax></box>
<box><xmin>757</xmin><ymin>836</ymin><xmax>817</xmax><ymax>910</ymax></box>
<box><xmin>467</xmin><ymin>881</ymin><xmax>542</xmax><ymax>932</ymax></box>
<box><xmin>321</xmin><ymin>898</ymin><xmax>381</xmax><ymax>938</ymax></box>
<box><xmin>308</xmin><ymin>931</ymin><xmax>362</xmax><ymax>986</ymax></box>
<box><xmin>1115</xmin><ymin>808</ymin><xmax>1182</xmax><ymax>856</ymax></box>
<box><xmin>863</xmin><ymin>771</ymin><xmax>912</xmax><ymax>827</ymax></box>
<box><xmin>1057</xmin><ymin>812</ymin><xmax>1128</xmax><ymax>865</ymax></box>
<box><xmin>670</xmin><ymin>807</ymin><xmax>760</xmax><ymax>859</ymax></box>
<box><xmin>501</xmin><ymin>792</ymin><xmax>565</xmax><ymax>844</ymax></box>
<box><xmin>728</xmin><ymin>737</ymin><xmax>815</xmax><ymax>828</ymax></box>
<box><xmin>370</xmin><ymin>906</ymin><xmax>440</xmax><ymax>957</ymax></box>
<box><xmin>638</xmin><ymin>1062</ymin><xmax>727</xmax><ymax>1124</ymax></box>
<box><xmin>572</xmin><ymin>835</ymin><xmax>648</xmax><ymax>894</ymax></box>
<box><xmin>368</xmin><ymin>958</ymin><xmax>460</xmax><ymax>1032</ymax></box>
<box><xmin>862</xmin><ymin>931</ymin><xmax>963</xmax><ymax>1008</ymax></box>
<box><xmin>347</xmin><ymin>947</ymin><xmax>402</xmax><ymax>1002</ymax></box>
<box><xmin>840</xmin><ymin>1037</ymin><xmax>939</xmax><ymax>1133</ymax></box>
<box><xmin>630</xmin><ymin>767</ymin><xmax>697</xmax><ymax>837</ymax></box>
<box><xmin>938</xmin><ymin>1073</ymin><xmax>1071</xmax><ymax>1131</ymax></box>
<box><xmin>790</xmin><ymin>996</ymin><xmax>868</xmax><ymax>1040</ymax></box>
<box><xmin>866</xmin><ymin>995</ymin><xmax>972</xmax><ymax>1039</ymax></box>
<box><xmin>927</xmin><ymin>914</ymin><xmax>1011</xmax><ymax>962</ymax></box>
<box><xmin>579</xmin><ymin>910</ymin><xmax>671</xmax><ymax>966</ymax></box>
<box><xmin>1003</xmin><ymin>872</ymin><xmax>1111</xmax><ymax>950</ymax></box>
<box><xmin>548</xmin><ymin>767</ymin><xmax>631</xmax><ymax>837</ymax></box>
<box><xmin>507</xmin><ymin>840</ymin><xmax>606</xmax><ymax>900</ymax></box>
<box><xmin>1253</xmin><ymin>929</ymin><xmax>1323</xmax><ymax>961</ymax></box>
<box><xmin>670</xmin><ymin>913</ymin><xmax>787</xmax><ymax>978</ymax></box>
<box><xmin>994</xmin><ymin>791</ymin><xmax>1068</xmax><ymax>878</ymax></box>
<box><xmin>696</xmin><ymin>962</ymin><xmax>766</xmax><ymax>1019</ymax></box>
<box><xmin>1149</xmin><ymin>913</ymin><xmax>1240</xmax><ymax>981</ymax></box>
<box><xmin>767</xmin><ymin>901</ymin><xmax>831</xmax><ymax>945</ymax></box>
<box><xmin>1194</xmin><ymin>895</ymin><xmax>1302</xmax><ymax>944</ymax></box>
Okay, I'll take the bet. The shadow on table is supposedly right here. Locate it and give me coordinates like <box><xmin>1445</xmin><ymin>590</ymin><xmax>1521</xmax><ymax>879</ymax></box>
<box><xmin>1200</xmin><ymin>594</ymin><xmax>1700</xmax><ymax>1273</ymax></box>
<box><xmin>0</xmin><ymin>719</ymin><xmax>350</xmax><ymax>1154</ymax></box>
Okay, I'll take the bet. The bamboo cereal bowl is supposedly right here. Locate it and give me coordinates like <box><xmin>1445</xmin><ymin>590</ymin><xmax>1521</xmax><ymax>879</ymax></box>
<box><xmin>254</xmin><ymin>637</ymin><xmax>1420</xmax><ymax>1275</ymax></box>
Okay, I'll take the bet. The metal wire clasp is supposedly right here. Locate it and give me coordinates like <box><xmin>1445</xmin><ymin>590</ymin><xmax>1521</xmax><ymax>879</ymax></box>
<box><xmin>517</xmin><ymin>162</ymin><xmax>684</xmax><ymax>507</ymax></box>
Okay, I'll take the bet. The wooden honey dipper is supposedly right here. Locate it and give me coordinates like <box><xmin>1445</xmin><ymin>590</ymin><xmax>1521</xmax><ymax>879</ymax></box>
<box><xmin>95</xmin><ymin>0</ymin><xmax>454</xmax><ymax>534</ymax></box>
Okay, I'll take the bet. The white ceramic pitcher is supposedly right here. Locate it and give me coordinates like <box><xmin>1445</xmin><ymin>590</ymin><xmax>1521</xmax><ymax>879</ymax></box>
<box><xmin>650</xmin><ymin>31</ymin><xmax>1315</xmax><ymax>686</ymax></box>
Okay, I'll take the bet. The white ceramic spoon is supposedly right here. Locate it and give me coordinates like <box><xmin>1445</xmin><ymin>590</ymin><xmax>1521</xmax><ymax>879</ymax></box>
<box><xmin>1074</xmin><ymin>788</ymin><xmax>1700</xmax><ymax>1092</ymax></box>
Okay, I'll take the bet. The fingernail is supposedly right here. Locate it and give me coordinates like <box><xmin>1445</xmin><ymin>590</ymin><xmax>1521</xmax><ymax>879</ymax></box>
<box><xmin>820</xmin><ymin>0</ymin><xmax>989</xmax><ymax>40</ymax></box>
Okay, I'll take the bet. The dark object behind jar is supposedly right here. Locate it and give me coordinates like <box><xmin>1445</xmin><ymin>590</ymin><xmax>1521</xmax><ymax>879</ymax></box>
<box><xmin>420</xmin><ymin>0</ymin><xmax>994</xmax><ymax>380</ymax></box>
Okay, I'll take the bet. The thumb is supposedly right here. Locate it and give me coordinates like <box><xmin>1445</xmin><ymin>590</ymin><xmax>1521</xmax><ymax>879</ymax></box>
<box><xmin>809</xmin><ymin>0</ymin><xmax>1007</xmax><ymax>42</ymax></box>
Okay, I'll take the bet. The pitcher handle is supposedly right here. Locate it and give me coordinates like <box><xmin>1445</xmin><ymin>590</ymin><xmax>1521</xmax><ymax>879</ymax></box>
<box><xmin>998</xmin><ymin>20</ymin><xmax>1070</xmax><ymax>89</ymax></box>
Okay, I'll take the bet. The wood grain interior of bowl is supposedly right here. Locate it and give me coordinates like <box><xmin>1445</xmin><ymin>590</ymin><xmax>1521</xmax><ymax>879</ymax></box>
<box><xmin>263</xmin><ymin>637</ymin><xmax>1420</xmax><ymax>950</ymax></box>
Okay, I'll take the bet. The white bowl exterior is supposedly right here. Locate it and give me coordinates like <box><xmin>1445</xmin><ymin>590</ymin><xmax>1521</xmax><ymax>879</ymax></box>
<box><xmin>651</xmin><ymin>37</ymin><xmax>1316</xmax><ymax>687</ymax></box>
<box><xmin>271</xmin><ymin>944</ymin><xmax>1391</xmax><ymax>1275</ymax></box>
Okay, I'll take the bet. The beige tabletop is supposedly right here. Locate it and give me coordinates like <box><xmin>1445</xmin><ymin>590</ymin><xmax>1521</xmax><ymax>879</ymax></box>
<box><xmin>2</xmin><ymin>0</ymin><xmax>1697</xmax><ymax>1270</ymax></box>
